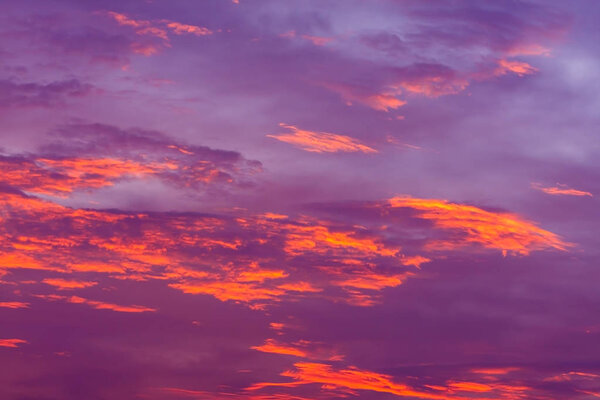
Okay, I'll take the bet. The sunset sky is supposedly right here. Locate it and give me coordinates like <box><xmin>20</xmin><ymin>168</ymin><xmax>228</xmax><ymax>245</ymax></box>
<box><xmin>1</xmin><ymin>1</ymin><xmax>599</xmax><ymax>399</ymax></box>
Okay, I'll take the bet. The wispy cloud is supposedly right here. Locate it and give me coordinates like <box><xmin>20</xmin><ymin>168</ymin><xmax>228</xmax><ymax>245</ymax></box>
<box><xmin>0</xmin><ymin>338</ymin><xmax>28</xmax><ymax>348</ymax></box>
<box><xmin>37</xmin><ymin>294</ymin><xmax>155</xmax><ymax>313</ymax></box>
<box><xmin>388</xmin><ymin>196</ymin><xmax>570</xmax><ymax>256</ymax></box>
<box><xmin>532</xmin><ymin>183</ymin><xmax>593</xmax><ymax>197</ymax></box>
<box><xmin>42</xmin><ymin>278</ymin><xmax>98</xmax><ymax>290</ymax></box>
<box><xmin>0</xmin><ymin>302</ymin><xmax>29</xmax><ymax>309</ymax></box>
<box><xmin>267</xmin><ymin>123</ymin><xmax>377</xmax><ymax>153</ymax></box>
<box><xmin>102</xmin><ymin>11</ymin><xmax>212</xmax><ymax>55</ymax></box>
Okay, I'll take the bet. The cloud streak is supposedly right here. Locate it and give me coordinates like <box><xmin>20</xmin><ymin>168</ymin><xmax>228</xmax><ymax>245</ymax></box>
<box><xmin>267</xmin><ymin>124</ymin><xmax>377</xmax><ymax>153</ymax></box>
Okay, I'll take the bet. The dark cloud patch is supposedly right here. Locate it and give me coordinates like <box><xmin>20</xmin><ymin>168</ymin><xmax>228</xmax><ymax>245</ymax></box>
<box><xmin>0</xmin><ymin>79</ymin><xmax>93</xmax><ymax>108</ymax></box>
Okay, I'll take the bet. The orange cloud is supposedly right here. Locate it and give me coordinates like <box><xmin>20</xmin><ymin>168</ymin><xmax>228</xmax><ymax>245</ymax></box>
<box><xmin>42</xmin><ymin>278</ymin><xmax>98</xmax><ymax>290</ymax></box>
<box><xmin>68</xmin><ymin>296</ymin><xmax>155</xmax><ymax>312</ymax></box>
<box><xmin>0</xmin><ymin>151</ymin><xmax>244</xmax><ymax>196</ymax></box>
<box><xmin>269</xmin><ymin>322</ymin><xmax>285</xmax><ymax>331</ymax></box>
<box><xmin>282</xmin><ymin>219</ymin><xmax>398</xmax><ymax>258</ymax></box>
<box><xmin>252</xmin><ymin>338</ymin><xmax>343</xmax><ymax>361</ymax></box>
<box><xmin>495</xmin><ymin>59</ymin><xmax>538</xmax><ymax>76</ymax></box>
<box><xmin>0</xmin><ymin>189</ymin><xmax>408</xmax><ymax>309</ymax></box>
<box><xmin>471</xmin><ymin>367</ymin><xmax>520</xmax><ymax>375</ymax></box>
<box><xmin>248</xmin><ymin>361</ymin><xmax>539</xmax><ymax>399</ymax></box>
<box><xmin>0</xmin><ymin>338</ymin><xmax>27</xmax><ymax>348</ymax></box>
<box><xmin>248</xmin><ymin>362</ymin><xmax>452</xmax><ymax>399</ymax></box>
<box><xmin>321</xmin><ymin>82</ymin><xmax>406</xmax><ymax>111</ymax></box>
<box><xmin>0</xmin><ymin>253</ymin><xmax>51</xmax><ymax>271</ymax></box>
<box><xmin>169</xmin><ymin>281</ymin><xmax>285</xmax><ymax>305</ymax></box>
<box><xmin>388</xmin><ymin>196</ymin><xmax>570</xmax><ymax>256</ymax></box>
<box><xmin>106</xmin><ymin>11</ymin><xmax>169</xmax><ymax>39</ymax></box>
<box><xmin>333</xmin><ymin>273</ymin><xmax>409</xmax><ymax>290</ymax></box>
<box><xmin>1</xmin><ymin>185</ymin><xmax>567</xmax><ymax>313</ymax></box>
<box><xmin>545</xmin><ymin>371</ymin><xmax>600</xmax><ymax>382</ymax></box>
<box><xmin>268</xmin><ymin>123</ymin><xmax>377</xmax><ymax>153</ymax></box>
<box><xmin>37</xmin><ymin>293</ymin><xmax>155</xmax><ymax>313</ymax></box>
<box><xmin>532</xmin><ymin>183</ymin><xmax>593</xmax><ymax>197</ymax></box>
<box><xmin>1</xmin><ymin>157</ymin><xmax>166</xmax><ymax>195</ymax></box>
<box><xmin>105</xmin><ymin>12</ymin><xmax>212</xmax><ymax>40</ymax></box>
<box><xmin>0</xmin><ymin>302</ymin><xmax>30</xmax><ymax>309</ymax></box>
<box><xmin>102</xmin><ymin>11</ymin><xmax>212</xmax><ymax>56</ymax></box>
<box><xmin>163</xmin><ymin>21</ymin><xmax>212</xmax><ymax>36</ymax></box>
<box><xmin>277</xmin><ymin>282</ymin><xmax>322</xmax><ymax>293</ymax></box>
<box><xmin>252</xmin><ymin>339</ymin><xmax>308</xmax><ymax>358</ymax></box>
<box><xmin>401</xmin><ymin>255</ymin><xmax>431</xmax><ymax>268</ymax></box>
<box><xmin>448</xmin><ymin>381</ymin><xmax>492</xmax><ymax>393</ymax></box>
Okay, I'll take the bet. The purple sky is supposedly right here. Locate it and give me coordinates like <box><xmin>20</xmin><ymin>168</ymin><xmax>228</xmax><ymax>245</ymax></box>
<box><xmin>1</xmin><ymin>1</ymin><xmax>599</xmax><ymax>399</ymax></box>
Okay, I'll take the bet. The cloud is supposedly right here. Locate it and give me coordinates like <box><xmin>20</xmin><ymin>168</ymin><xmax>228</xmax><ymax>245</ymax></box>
<box><xmin>0</xmin><ymin>79</ymin><xmax>92</xmax><ymax>108</ymax></box>
<box><xmin>0</xmin><ymin>123</ymin><xmax>261</xmax><ymax>195</ymax></box>
<box><xmin>247</xmin><ymin>361</ymin><xmax>542</xmax><ymax>399</ymax></box>
<box><xmin>495</xmin><ymin>59</ymin><xmax>538</xmax><ymax>77</ymax></box>
<box><xmin>0</xmin><ymin>302</ymin><xmax>29</xmax><ymax>309</ymax></box>
<box><xmin>267</xmin><ymin>123</ymin><xmax>377</xmax><ymax>153</ymax></box>
<box><xmin>0</xmin><ymin>185</ymin><xmax>569</xmax><ymax>312</ymax></box>
<box><xmin>155</xmin><ymin>387</ymin><xmax>314</xmax><ymax>400</ymax></box>
<box><xmin>0</xmin><ymin>338</ymin><xmax>28</xmax><ymax>348</ymax></box>
<box><xmin>0</xmin><ymin>187</ymin><xmax>416</xmax><ymax>309</ymax></box>
<box><xmin>251</xmin><ymin>338</ymin><xmax>342</xmax><ymax>361</ymax></box>
<box><xmin>279</xmin><ymin>31</ymin><xmax>333</xmax><ymax>46</ymax></box>
<box><xmin>532</xmin><ymin>183</ymin><xmax>593</xmax><ymax>197</ymax></box>
<box><xmin>42</xmin><ymin>278</ymin><xmax>98</xmax><ymax>290</ymax></box>
<box><xmin>388</xmin><ymin>196</ymin><xmax>570</xmax><ymax>256</ymax></box>
<box><xmin>36</xmin><ymin>294</ymin><xmax>155</xmax><ymax>313</ymax></box>
<box><xmin>251</xmin><ymin>339</ymin><xmax>307</xmax><ymax>358</ymax></box>
<box><xmin>247</xmin><ymin>362</ymin><xmax>450</xmax><ymax>399</ymax></box>
<box><xmin>320</xmin><ymin>82</ymin><xmax>407</xmax><ymax>112</ymax></box>
<box><xmin>312</xmin><ymin>1</ymin><xmax>566</xmax><ymax>111</ymax></box>
<box><xmin>102</xmin><ymin>11</ymin><xmax>212</xmax><ymax>55</ymax></box>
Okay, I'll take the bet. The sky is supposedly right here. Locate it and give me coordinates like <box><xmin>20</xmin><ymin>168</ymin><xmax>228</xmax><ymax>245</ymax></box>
<box><xmin>0</xmin><ymin>0</ymin><xmax>599</xmax><ymax>399</ymax></box>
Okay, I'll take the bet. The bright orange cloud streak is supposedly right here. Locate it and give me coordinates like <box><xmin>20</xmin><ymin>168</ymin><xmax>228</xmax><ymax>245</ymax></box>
<box><xmin>248</xmin><ymin>362</ymin><xmax>453</xmax><ymax>399</ymax></box>
<box><xmin>267</xmin><ymin>123</ymin><xmax>377</xmax><ymax>153</ymax></box>
<box><xmin>333</xmin><ymin>273</ymin><xmax>410</xmax><ymax>290</ymax></box>
<box><xmin>0</xmin><ymin>338</ymin><xmax>27</xmax><ymax>348</ymax></box>
<box><xmin>252</xmin><ymin>339</ymin><xmax>308</xmax><ymax>358</ymax></box>
<box><xmin>252</xmin><ymin>339</ymin><xmax>344</xmax><ymax>361</ymax></box>
<box><xmin>388</xmin><ymin>196</ymin><xmax>570</xmax><ymax>255</ymax></box>
<box><xmin>42</xmin><ymin>278</ymin><xmax>98</xmax><ymax>290</ymax></box>
<box><xmin>471</xmin><ymin>367</ymin><xmax>520</xmax><ymax>375</ymax></box>
<box><xmin>68</xmin><ymin>296</ymin><xmax>155</xmax><ymax>312</ymax></box>
<box><xmin>0</xmin><ymin>302</ymin><xmax>30</xmax><ymax>309</ymax></box>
